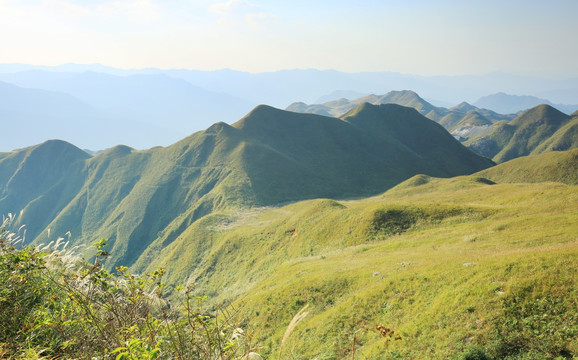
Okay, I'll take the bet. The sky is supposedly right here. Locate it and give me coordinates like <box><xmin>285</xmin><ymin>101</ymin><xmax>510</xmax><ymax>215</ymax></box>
<box><xmin>1</xmin><ymin>0</ymin><xmax>577</xmax><ymax>77</ymax></box>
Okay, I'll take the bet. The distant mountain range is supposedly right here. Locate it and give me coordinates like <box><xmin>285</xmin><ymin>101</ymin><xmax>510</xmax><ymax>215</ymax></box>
<box><xmin>0</xmin><ymin>80</ymin><xmax>174</xmax><ymax>150</ymax></box>
<box><xmin>0</xmin><ymin>71</ymin><xmax>256</xmax><ymax>151</ymax></box>
<box><xmin>1</xmin><ymin>63</ymin><xmax>577</xmax><ymax>106</ymax></box>
<box><xmin>0</xmin><ymin>103</ymin><xmax>493</xmax><ymax>268</ymax></box>
<box><xmin>474</xmin><ymin>92</ymin><xmax>578</xmax><ymax>114</ymax></box>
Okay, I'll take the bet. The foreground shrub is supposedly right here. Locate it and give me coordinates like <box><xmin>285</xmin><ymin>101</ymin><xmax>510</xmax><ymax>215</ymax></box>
<box><xmin>455</xmin><ymin>346</ymin><xmax>492</xmax><ymax>360</ymax></box>
<box><xmin>0</xmin><ymin>216</ymin><xmax>257</xmax><ymax>359</ymax></box>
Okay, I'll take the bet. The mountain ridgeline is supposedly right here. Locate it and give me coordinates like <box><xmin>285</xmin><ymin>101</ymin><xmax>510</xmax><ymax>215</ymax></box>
<box><xmin>0</xmin><ymin>103</ymin><xmax>493</xmax><ymax>268</ymax></box>
<box><xmin>287</xmin><ymin>90</ymin><xmax>516</xmax><ymax>140</ymax></box>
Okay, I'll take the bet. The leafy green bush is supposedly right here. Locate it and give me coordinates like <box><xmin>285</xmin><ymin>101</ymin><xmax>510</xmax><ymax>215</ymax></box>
<box><xmin>456</xmin><ymin>346</ymin><xmax>492</xmax><ymax>360</ymax></box>
<box><xmin>0</xmin><ymin>216</ymin><xmax>257</xmax><ymax>359</ymax></box>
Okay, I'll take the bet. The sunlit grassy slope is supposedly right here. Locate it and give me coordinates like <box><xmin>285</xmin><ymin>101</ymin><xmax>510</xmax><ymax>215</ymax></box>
<box><xmin>140</xmin><ymin>150</ymin><xmax>577</xmax><ymax>359</ymax></box>
<box><xmin>476</xmin><ymin>148</ymin><xmax>578</xmax><ymax>185</ymax></box>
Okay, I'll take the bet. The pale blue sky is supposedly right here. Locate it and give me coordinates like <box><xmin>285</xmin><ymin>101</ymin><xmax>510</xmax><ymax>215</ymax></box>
<box><xmin>1</xmin><ymin>0</ymin><xmax>576</xmax><ymax>76</ymax></box>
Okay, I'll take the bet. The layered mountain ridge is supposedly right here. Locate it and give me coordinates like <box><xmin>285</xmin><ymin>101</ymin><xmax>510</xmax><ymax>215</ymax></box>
<box><xmin>287</xmin><ymin>90</ymin><xmax>516</xmax><ymax>140</ymax></box>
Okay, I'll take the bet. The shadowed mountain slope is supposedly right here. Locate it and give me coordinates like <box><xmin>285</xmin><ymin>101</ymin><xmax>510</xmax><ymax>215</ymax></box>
<box><xmin>466</xmin><ymin>104</ymin><xmax>578</xmax><ymax>162</ymax></box>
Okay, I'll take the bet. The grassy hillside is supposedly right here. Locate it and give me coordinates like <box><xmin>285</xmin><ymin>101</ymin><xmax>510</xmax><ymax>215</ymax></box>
<box><xmin>466</xmin><ymin>104</ymin><xmax>578</xmax><ymax>162</ymax></box>
<box><xmin>0</xmin><ymin>103</ymin><xmax>492</xmax><ymax>270</ymax></box>
<box><xmin>475</xmin><ymin>148</ymin><xmax>578</xmax><ymax>185</ymax></box>
<box><xmin>138</xmin><ymin>170</ymin><xmax>577</xmax><ymax>359</ymax></box>
<box><xmin>287</xmin><ymin>90</ymin><xmax>441</xmax><ymax>118</ymax></box>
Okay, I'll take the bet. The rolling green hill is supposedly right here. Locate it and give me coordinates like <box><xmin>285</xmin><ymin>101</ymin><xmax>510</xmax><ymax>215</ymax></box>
<box><xmin>135</xmin><ymin>152</ymin><xmax>578</xmax><ymax>359</ymax></box>
<box><xmin>0</xmin><ymin>103</ymin><xmax>492</xmax><ymax>269</ymax></box>
<box><xmin>466</xmin><ymin>104</ymin><xmax>578</xmax><ymax>162</ymax></box>
<box><xmin>475</xmin><ymin>148</ymin><xmax>578</xmax><ymax>185</ymax></box>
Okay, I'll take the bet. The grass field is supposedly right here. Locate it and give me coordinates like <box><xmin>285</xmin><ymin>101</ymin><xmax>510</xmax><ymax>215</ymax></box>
<box><xmin>137</xmin><ymin>171</ymin><xmax>577</xmax><ymax>359</ymax></box>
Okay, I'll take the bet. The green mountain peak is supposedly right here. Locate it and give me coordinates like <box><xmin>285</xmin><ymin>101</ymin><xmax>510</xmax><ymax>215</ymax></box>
<box><xmin>512</xmin><ymin>104</ymin><xmax>569</xmax><ymax>126</ymax></box>
<box><xmin>466</xmin><ymin>104</ymin><xmax>577</xmax><ymax>162</ymax></box>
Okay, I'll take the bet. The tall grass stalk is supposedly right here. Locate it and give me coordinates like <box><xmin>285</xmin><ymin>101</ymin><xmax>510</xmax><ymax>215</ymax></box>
<box><xmin>278</xmin><ymin>304</ymin><xmax>309</xmax><ymax>360</ymax></box>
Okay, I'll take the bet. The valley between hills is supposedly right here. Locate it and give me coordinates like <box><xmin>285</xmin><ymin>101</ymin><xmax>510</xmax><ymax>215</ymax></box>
<box><xmin>0</xmin><ymin>89</ymin><xmax>577</xmax><ymax>359</ymax></box>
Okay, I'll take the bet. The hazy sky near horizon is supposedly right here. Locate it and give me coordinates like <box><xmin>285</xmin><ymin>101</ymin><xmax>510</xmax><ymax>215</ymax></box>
<box><xmin>1</xmin><ymin>0</ymin><xmax>577</xmax><ymax>77</ymax></box>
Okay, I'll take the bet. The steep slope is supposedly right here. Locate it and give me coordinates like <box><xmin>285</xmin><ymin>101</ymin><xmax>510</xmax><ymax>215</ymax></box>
<box><xmin>466</xmin><ymin>104</ymin><xmax>577</xmax><ymax>162</ymax></box>
<box><xmin>0</xmin><ymin>103</ymin><xmax>493</xmax><ymax>270</ymax></box>
<box><xmin>338</xmin><ymin>103</ymin><xmax>494</xmax><ymax>175</ymax></box>
<box><xmin>439</xmin><ymin>110</ymin><xmax>492</xmax><ymax>129</ymax></box>
<box><xmin>285</xmin><ymin>101</ymin><xmax>332</xmax><ymax>117</ymax></box>
<box><xmin>363</xmin><ymin>91</ymin><xmax>445</xmax><ymax>120</ymax></box>
<box><xmin>36</xmin><ymin>124</ymin><xmax>252</xmax><ymax>267</ymax></box>
<box><xmin>450</xmin><ymin>101</ymin><xmax>478</xmax><ymax>113</ymax></box>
